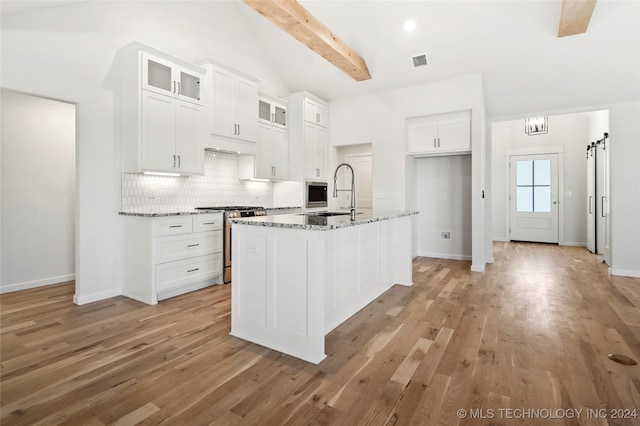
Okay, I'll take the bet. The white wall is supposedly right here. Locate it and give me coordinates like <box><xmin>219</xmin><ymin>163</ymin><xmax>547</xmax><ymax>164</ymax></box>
<box><xmin>414</xmin><ymin>155</ymin><xmax>472</xmax><ymax>260</ymax></box>
<box><xmin>1</xmin><ymin>90</ymin><xmax>76</xmax><ymax>292</ymax></box>
<box><xmin>1</xmin><ymin>2</ymin><xmax>289</xmax><ymax>303</ymax></box>
<box><xmin>491</xmin><ymin>113</ymin><xmax>592</xmax><ymax>246</ymax></box>
<box><xmin>330</xmin><ymin>74</ymin><xmax>487</xmax><ymax>270</ymax></box>
<box><xmin>608</xmin><ymin>101</ymin><xmax>640</xmax><ymax>277</ymax></box>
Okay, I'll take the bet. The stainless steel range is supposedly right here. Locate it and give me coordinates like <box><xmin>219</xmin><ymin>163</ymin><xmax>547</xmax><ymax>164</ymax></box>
<box><xmin>195</xmin><ymin>206</ymin><xmax>266</xmax><ymax>283</ymax></box>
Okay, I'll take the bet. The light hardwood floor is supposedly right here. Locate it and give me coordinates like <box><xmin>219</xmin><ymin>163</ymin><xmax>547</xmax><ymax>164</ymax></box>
<box><xmin>2</xmin><ymin>242</ymin><xmax>640</xmax><ymax>425</ymax></box>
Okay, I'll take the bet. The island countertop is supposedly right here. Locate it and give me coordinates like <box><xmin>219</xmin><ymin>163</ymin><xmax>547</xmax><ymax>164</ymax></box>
<box><xmin>228</xmin><ymin>210</ymin><xmax>419</xmax><ymax>230</ymax></box>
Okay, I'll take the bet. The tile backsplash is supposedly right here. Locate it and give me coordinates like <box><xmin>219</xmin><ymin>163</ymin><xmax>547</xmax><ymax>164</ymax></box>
<box><xmin>121</xmin><ymin>151</ymin><xmax>273</xmax><ymax>213</ymax></box>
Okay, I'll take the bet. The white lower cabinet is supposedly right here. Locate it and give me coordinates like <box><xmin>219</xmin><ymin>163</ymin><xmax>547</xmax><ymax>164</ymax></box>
<box><xmin>122</xmin><ymin>213</ymin><xmax>224</xmax><ymax>304</ymax></box>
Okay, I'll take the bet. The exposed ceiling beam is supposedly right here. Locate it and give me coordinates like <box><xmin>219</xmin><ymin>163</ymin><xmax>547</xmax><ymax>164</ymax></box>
<box><xmin>558</xmin><ymin>0</ymin><xmax>597</xmax><ymax>37</ymax></box>
<box><xmin>242</xmin><ymin>0</ymin><xmax>372</xmax><ymax>82</ymax></box>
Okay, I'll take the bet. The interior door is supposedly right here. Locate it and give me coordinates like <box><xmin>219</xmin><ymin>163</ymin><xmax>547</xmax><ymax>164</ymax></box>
<box><xmin>586</xmin><ymin>150</ymin><xmax>595</xmax><ymax>252</ymax></box>
<box><xmin>509</xmin><ymin>154</ymin><xmax>559</xmax><ymax>243</ymax></box>
<box><xmin>336</xmin><ymin>154</ymin><xmax>373</xmax><ymax>209</ymax></box>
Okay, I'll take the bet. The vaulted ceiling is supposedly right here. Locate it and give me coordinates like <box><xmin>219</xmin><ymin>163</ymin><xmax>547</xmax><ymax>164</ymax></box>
<box><xmin>236</xmin><ymin>0</ymin><xmax>639</xmax><ymax>118</ymax></box>
<box><xmin>1</xmin><ymin>0</ymin><xmax>638</xmax><ymax>118</ymax></box>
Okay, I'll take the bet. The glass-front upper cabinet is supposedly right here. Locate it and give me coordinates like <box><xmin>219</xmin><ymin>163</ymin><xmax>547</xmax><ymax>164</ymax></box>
<box><xmin>142</xmin><ymin>53</ymin><xmax>203</xmax><ymax>105</ymax></box>
<box><xmin>258</xmin><ymin>94</ymin><xmax>287</xmax><ymax>128</ymax></box>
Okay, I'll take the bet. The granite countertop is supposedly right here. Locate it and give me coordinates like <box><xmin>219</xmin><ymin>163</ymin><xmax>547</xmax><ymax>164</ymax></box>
<box><xmin>228</xmin><ymin>210</ymin><xmax>419</xmax><ymax>230</ymax></box>
<box><xmin>119</xmin><ymin>209</ymin><xmax>224</xmax><ymax>217</ymax></box>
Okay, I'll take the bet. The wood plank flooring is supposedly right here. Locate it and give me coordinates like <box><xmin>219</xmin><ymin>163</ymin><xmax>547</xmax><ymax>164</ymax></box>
<box><xmin>2</xmin><ymin>242</ymin><xmax>640</xmax><ymax>425</ymax></box>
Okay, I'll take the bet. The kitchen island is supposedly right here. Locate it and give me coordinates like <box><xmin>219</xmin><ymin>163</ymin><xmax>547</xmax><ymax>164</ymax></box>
<box><xmin>228</xmin><ymin>210</ymin><xmax>418</xmax><ymax>363</ymax></box>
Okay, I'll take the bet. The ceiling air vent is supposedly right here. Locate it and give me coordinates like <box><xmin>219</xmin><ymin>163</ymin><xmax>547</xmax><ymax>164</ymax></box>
<box><xmin>412</xmin><ymin>53</ymin><xmax>428</xmax><ymax>68</ymax></box>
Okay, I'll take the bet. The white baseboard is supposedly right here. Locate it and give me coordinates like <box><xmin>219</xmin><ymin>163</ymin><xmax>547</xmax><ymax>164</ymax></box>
<box><xmin>73</xmin><ymin>288</ymin><xmax>121</xmax><ymax>305</ymax></box>
<box><xmin>493</xmin><ymin>237</ymin><xmax>509</xmax><ymax>242</ymax></box>
<box><xmin>471</xmin><ymin>264</ymin><xmax>485</xmax><ymax>272</ymax></box>
<box><xmin>609</xmin><ymin>268</ymin><xmax>640</xmax><ymax>278</ymax></box>
<box><xmin>0</xmin><ymin>273</ymin><xmax>75</xmax><ymax>294</ymax></box>
<box><xmin>415</xmin><ymin>251</ymin><xmax>472</xmax><ymax>261</ymax></box>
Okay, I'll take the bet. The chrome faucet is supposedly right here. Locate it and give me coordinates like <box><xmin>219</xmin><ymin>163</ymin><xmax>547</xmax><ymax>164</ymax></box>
<box><xmin>333</xmin><ymin>162</ymin><xmax>356</xmax><ymax>221</ymax></box>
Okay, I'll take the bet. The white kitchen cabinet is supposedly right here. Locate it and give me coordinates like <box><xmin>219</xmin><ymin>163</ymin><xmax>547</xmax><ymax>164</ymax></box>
<box><xmin>240</xmin><ymin>123</ymin><xmax>289</xmax><ymax>181</ymax></box>
<box><xmin>119</xmin><ymin>42</ymin><xmax>205</xmax><ymax>175</ymax></box>
<box><xmin>258</xmin><ymin>94</ymin><xmax>287</xmax><ymax>128</ymax></box>
<box><xmin>406</xmin><ymin>111</ymin><xmax>470</xmax><ymax>156</ymax></box>
<box><xmin>197</xmin><ymin>58</ymin><xmax>259</xmax><ymax>152</ymax></box>
<box><xmin>303</xmin><ymin>123</ymin><xmax>328</xmax><ymax>180</ymax></box>
<box><xmin>122</xmin><ymin>213</ymin><xmax>224</xmax><ymax>305</ymax></box>
<box><xmin>285</xmin><ymin>91</ymin><xmax>330</xmax><ymax>183</ymax></box>
<box><xmin>304</xmin><ymin>98</ymin><xmax>328</xmax><ymax>128</ymax></box>
<box><xmin>142</xmin><ymin>53</ymin><xmax>203</xmax><ymax>105</ymax></box>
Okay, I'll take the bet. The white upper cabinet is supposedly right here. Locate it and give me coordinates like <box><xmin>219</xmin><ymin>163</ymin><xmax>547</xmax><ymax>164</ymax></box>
<box><xmin>239</xmin><ymin>123</ymin><xmax>288</xmax><ymax>181</ymax></box>
<box><xmin>406</xmin><ymin>110</ymin><xmax>471</xmax><ymax>156</ymax></box>
<box><xmin>286</xmin><ymin>91</ymin><xmax>330</xmax><ymax>182</ymax></box>
<box><xmin>303</xmin><ymin>122</ymin><xmax>328</xmax><ymax>180</ymax></box>
<box><xmin>239</xmin><ymin>93</ymin><xmax>289</xmax><ymax>181</ymax></box>
<box><xmin>304</xmin><ymin>98</ymin><xmax>328</xmax><ymax>128</ymax></box>
<box><xmin>198</xmin><ymin>59</ymin><xmax>259</xmax><ymax>147</ymax></box>
<box><xmin>119</xmin><ymin>42</ymin><xmax>205</xmax><ymax>175</ymax></box>
<box><xmin>142</xmin><ymin>53</ymin><xmax>203</xmax><ymax>105</ymax></box>
<box><xmin>258</xmin><ymin>95</ymin><xmax>287</xmax><ymax>128</ymax></box>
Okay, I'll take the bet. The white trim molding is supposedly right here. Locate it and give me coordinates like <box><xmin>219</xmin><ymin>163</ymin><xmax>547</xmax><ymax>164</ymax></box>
<box><xmin>0</xmin><ymin>274</ymin><xmax>75</xmax><ymax>294</ymax></box>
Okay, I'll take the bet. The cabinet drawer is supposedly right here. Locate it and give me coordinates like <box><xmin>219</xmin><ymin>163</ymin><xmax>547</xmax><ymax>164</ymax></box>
<box><xmin>155</xmin><ymin>253</ymin><xmax>222</xmax><ymax>293</ymax></box>
<box><xmin>154</xmin><ymin>216</ymin><xmax>193</xmax><ymax>236</ymax></box>
<box><xmin>193</xmin><ymin>214</ymin><xmax>223</xmax><ymax>232</ymax></box>
<box><xmin>154</xmin><ymin>230</ymin><xmax>222</xmax><ymax>264</ymax></box>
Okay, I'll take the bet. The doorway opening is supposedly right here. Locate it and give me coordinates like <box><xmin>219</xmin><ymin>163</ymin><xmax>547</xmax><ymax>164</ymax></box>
<box><xmin>0</xmin><ymin>90</ymin><xmax>77</xmax><ymax>293</ymax></box>
<box><xmin>334</xmin><ymin>143</ymin><xmax>372</xmax><ymax>210</ymax></box>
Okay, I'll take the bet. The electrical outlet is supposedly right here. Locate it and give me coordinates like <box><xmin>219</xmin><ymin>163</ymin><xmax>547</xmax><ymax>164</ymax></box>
<box><xmin>441</xmin><ymin>231</ymin><xmax>451</xmax><ymax>240</ymax></box>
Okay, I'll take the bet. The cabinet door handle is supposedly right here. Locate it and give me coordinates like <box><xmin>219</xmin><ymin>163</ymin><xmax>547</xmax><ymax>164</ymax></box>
<box><xmin>173</xmin><ymin>154</ymin><xmax>177</xmax><ymax>167</ymax></box>
<box><xmin>601</xmin><ymin>196</ymin><xmax>606</xmax><ymax>217</ymax></box>
<box><xmin>177</xmin><ymin>81</ymin><xmax>181</xmax><ymax>95</ymax></box>
<box><xmin>433</xmin><ymin>138</ymin><xmax>437</xmax><ymax>148</ymax></box>
<box><xmin>316</xmin><ymin>168</ymin><xmax>320</xmax><ymax>177</ymax></box>
<box><xmin>237</xmin><ymin>124</ymin><xmax>240</xmax><ymax>135</ymax></box>
<box><xmin>169</xmin><ymin>225</ymin><xmax>183</xmax><ymax>228</ymax></box>
<box><xmin>316</xmin><ymin>113</ymin><xmax>320</xmax><ymax>123</ymax></box>
<box><xmin>187</xmin><ymin>243</ymin><xmax>200</xmax><ymax>247</ymax></box>
<box><xmin>273</xmin><ymin>166</ymin><xmax>276</xmax><ymax>176</ymax></box>
<box><xmin>203</xmin><ymin>222</ymin><xmax>216</xmax><ymax>225</ymax></box>
<box><xmin>588</xmin><ymin>196</ymin><xmax>593</xmax><ymax>214</ymax></box>
<box><xmin>437</xmin><ymin>137</ymin><xmax>441</xmax><ymax>148</ymax></box>
<box><xmin>177</xmin><ymin>155</ymin><xmax>181</xmax><ymax>168</ymax></box>
<box><xmin>187</xmin><ymin>268</ymin><xmax>199</xmax><ymax>273</ymax></box>
<box><xmin>173</xmin><ymin>81</ymin><xmax>176</xmax><ymax>93</ymax></box>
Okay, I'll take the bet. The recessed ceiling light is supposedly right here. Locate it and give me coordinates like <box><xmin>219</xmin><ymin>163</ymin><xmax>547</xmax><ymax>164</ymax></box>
<box><xmin>404</xmin><ymin>20</ymin><xmax>416</xmax><ymax>33</ymax></box>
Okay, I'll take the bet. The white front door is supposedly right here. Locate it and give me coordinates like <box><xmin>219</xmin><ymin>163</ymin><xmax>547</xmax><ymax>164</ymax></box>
<box><xmin>509</xmin><ymin>154</ymin><xmax>559</xmax><ymax>243</ymax></box>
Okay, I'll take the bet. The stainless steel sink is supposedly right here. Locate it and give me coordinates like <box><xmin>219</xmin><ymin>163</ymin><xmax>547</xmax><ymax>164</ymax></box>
<box><xmin>300</xmin><ymin>211</ymin><xmax>362</xmax><ymax>217</ymax></box>
<box><xmin>313</xmin><ymin>212</ymin><xmax>351</xmax><ymax>217</ymax></box>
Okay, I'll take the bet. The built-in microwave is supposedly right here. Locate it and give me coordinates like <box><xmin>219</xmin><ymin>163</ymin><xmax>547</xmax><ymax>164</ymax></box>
<box><xmin>306</xmin><ymin>181</ymin><xmax>328</xmax><ymax>208</ymax></box>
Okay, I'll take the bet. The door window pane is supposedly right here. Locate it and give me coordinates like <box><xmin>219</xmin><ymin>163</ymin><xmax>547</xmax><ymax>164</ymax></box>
<box><xmin>517</xmin><ymin>187</ymin><xmax>533</xmax><ymax>212</ymax></box>
<box><xmin>534</xmin><ymin>160</ymin><xmax>551</xmax><ymax>185</ymax></box>
<box><xmin>534</xmin><ymin>187</ymin><xmax>551</xmax><ymax>212</ymax></box>
<box><xmin>516</xmin><ymin>160</ymin><xmax>533</xmax><ymax>185</ymax></box>
<box><xmin>515</xmin><ymin>158</ymin><xmax>552</xmax><ymax>213</ymax></box>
